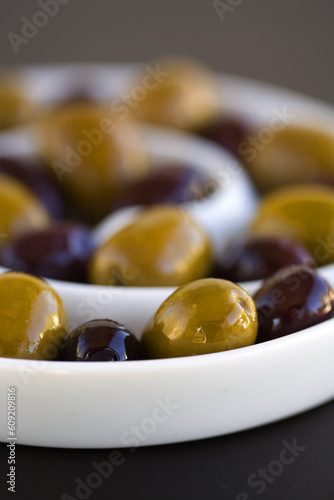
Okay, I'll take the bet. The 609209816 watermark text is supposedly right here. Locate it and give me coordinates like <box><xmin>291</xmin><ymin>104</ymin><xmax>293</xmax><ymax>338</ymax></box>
<box><xmin>7</xmin><ymin>387</ymin><xmax>17</xmax><ymax>493</ymax></box>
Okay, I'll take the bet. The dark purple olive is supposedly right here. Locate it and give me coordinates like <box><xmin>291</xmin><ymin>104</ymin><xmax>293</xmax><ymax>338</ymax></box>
<box><xmin>50</xmin><ymin>81</ymin><xmax>115</xmax><ymax>108</ymax></box>
<box><xmin>200</xmin><ymin>116</ymin><xmax>249</xmax><ymax>158</ymax></box>
<box><xmin>61</xmin><ymin>319</ymin><xmax>142</xmax><ymax>361</ymax></box>
<box><xmin>51</xmin><ymin>88</ymin><xmax>102</xmax><ymax>108</ymax></box>
<box><xmin>254</xmin><ymin>265</ymin><xmax>334</xmax><ymax>342</ymax></box>
<box><xmin>0</xmin><ymin>156</ymin><xmax>65</xmax><ymax>219</ymax></box>
<box><xmin>0</xmin><ymin>222</ymin><xmax>95</xmax><ymax>283</ymax></box>
<box><xmin>58</xmin><ymin>92</ymin><xmax>98</xmax><ymax>107</ymax></box>
<box><xmin>112</xmin><ymin>164</ymin><xmax>209</xmax><ymax>210</ymax></box>
<box><xmin>214</xmin><ymin>236</ymin><xmax>315</xmax><ymax>282</ymax></box>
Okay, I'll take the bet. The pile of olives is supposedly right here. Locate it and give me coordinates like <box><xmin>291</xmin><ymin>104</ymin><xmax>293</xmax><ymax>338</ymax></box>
<box><xmin>0</xmin><ymin>57</ymin><xmax>334</xmax><ymax>362</ymax></box>
<box><xmin>1</xmin><ymin>263</ymin><xmax>333</xmax><ymax>361</ymax></box>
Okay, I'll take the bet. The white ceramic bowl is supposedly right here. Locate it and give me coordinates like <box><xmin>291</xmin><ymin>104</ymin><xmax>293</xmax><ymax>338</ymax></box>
<box><xmin>1</xmin><ymin>64</ymin><xmax>334</xmax><ymax>449</ymax></box>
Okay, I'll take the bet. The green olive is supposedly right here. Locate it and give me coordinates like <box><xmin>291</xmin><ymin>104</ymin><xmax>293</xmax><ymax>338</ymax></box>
<box><xmin>0</xmin><ymin>172</ymin><xmax>50</xmax><ymax>248</ymax></box>
<box><xmin>243</xmin><ymin>125</ymin><xmax>334</xmax><ymax>192</ymax></box>
<box><xmin>38</xmin><ymin>103</ymin><xmax>148</xmax><ymax>221</ymax></box>
<box><xmin>0</xmin><ymin>272</ymin><xmax>68</xmax><ymax>360</ymax></box>
<box><xmin>89</xmin><ymin>206</ymin><xmax>212</xmax><ymax>286</ymax></box>
<box><xmin>129</xmin><ymin>57</ymin><xmax>220</xmax><ymax>131</ymax></box>
<box><xmin>141</xmin><ymin>278</ymin><xmax>258</xmax><ymax>358</ymax></box>
<box><xmin>0</xmin><ymin>76</ymin><xmax>34</xmax><ymax>130</ymax></box>
<box><xmin>251</xmin><ymin>185</ymin><xmax>334</xmax><ymax>265</ymax></box>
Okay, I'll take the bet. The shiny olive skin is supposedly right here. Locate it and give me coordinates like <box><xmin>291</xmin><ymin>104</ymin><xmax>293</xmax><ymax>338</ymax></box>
<box><xmin>251</xmin><ymin>185</ymin><xmax>334</xmax><ymax>266</ymax></box>
<box><xmin>0</xmin><ymin>172</ymin><xmax>50</xmax><ymax>248</ymax></box>
<box><xmin>242</xmin><ymin>125</ymin><xmax>334</xmax><ymax>192</ymax></box>
<box><xmin>61</xmin><ymin>319</ymin><xmax>142</xmax><ymax>361</ymax></box>
<box><xmin>142</xmin><ymin>278</ymin><xmax>258</xmax><ymax>358</ymax></box>
<box><xmin>200</xmin><ymin>116</ymin><xmax>249</xmax><ymax>159</ymax></box>
<box><xmin>39</xmin><ymin>103</ymin><xmax>148</xmax><ymax>222</ymax></box>
<box><xmin>214</xmin><ymin>236</ymin><xmax>315</xmax><ymax>282</ymax></box>
<box><xmin>0</xmin><ymin>222</ymin><xmax>95</xmax><ymax>283</ymax></box>
<box><xmin>0</xmin><ymin>156</ymin><xmax>65</xmax><ymax>219</ymax></box>
<box><xmin>0</xmin><ymin>272</ymin><xmax>68</xmax><ymax>360</ymax></box>
<box><xmin>89</xmin><ymin>206</ymin><xmax>212</xmax><ymax>287</ymax></box>
<box><xmin>254</xmin><ymin>265</ymin><xmax>334</xmax><ymax>343</ymax></box>
<box><xmin>112</xmin><ymin>164</ymin><xmax>208</xmax><ymax>210</ymax></box>
<box><xmin>129</xmin><ymin>57</ymin><xmax>219</xmax><ymax>131</ymax></box>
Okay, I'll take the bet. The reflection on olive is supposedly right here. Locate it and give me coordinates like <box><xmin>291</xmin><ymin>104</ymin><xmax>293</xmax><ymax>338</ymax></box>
<box><xmin>0</xmin><ymin>272</ymin><xmax>68</xmax><ymax>360</ymax></box>
<box><xmin>89</xmin><ymin>205</ymin><xmax>212</xmax><ymax>287</ymax></box>
<box><xmin>61</xmin><ymin>319</ymin><xmax>142</xmax><ymax>361</ymax></box>
<box><xmin>141</xmin><ymin>278</ymin><xmax>258</xmax><ymax>358</ymax></box>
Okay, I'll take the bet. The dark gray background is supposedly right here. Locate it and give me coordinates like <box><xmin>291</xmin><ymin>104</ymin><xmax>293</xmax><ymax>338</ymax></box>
<box><xmin>1</xmin><ymin>0</ymin><xmax>334</xmax><ymax>104</ymax></box>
